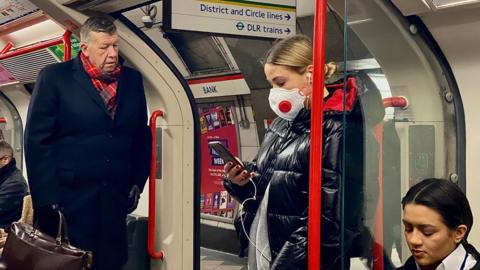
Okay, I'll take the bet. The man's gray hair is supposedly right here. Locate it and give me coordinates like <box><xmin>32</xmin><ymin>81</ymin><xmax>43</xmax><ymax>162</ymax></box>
<box><xmin>80</xmin><ymin>16</ymin><xmax>117</xmax><ymax>43</ymax></box>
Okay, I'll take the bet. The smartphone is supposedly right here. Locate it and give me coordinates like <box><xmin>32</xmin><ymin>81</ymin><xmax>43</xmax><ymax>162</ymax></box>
<box><xmin>208</xmin><ymin>141</ymin><xmax>243</xmax><ymax>168</ymax></box>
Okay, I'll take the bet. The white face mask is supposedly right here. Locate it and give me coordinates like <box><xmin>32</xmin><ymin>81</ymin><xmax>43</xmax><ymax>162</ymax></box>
<box><xmin>268</xmin><ymin>87</ymin><xmax>306</xmax><ymax>121</ymax></box>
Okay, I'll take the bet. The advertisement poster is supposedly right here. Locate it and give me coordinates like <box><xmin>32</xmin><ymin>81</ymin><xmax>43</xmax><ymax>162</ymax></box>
<box><xmin>200</xmin><ymin>105</ymin><xmax>238</xmax><ymax>219</ymax></box>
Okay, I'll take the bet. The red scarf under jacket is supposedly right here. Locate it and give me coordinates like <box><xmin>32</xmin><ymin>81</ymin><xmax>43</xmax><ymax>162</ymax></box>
<box><xmin>80</xmin><ymin>53</ymin><xmax>121</xmax><ymax>118</ymax></box>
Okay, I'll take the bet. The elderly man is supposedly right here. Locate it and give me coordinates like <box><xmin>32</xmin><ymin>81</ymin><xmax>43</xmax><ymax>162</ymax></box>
<box><xmin>25</xmin><ymin>16</ymin><xmax>151</xmax><ymax>270</ymax></box>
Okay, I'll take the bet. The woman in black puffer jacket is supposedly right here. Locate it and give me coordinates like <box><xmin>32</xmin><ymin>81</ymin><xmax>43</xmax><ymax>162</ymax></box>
<box><xmin>223</xmin><ymin>35</ymin><xmax>378</xmax><ymax>269</ymax></box>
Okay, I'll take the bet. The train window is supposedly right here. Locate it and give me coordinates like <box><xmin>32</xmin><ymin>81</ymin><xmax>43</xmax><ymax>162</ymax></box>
<box><xmin>333</xmin><ymin>0</ymin><xmax>461</xmax><ymax>268</ymax></box>
<box><xmin>168</xmin><ymin>32</ymin><xmax>233</xmax><ymax>75</ymax></box>
<box><xmin>0</xmin><ymin>93</ymin><xmax>23</xmax><ymax>171</ymax></box>
<box><xmin>223</xmin><ymin>38</ymin><xmax>272</xmax><ymax>90</ymax></box>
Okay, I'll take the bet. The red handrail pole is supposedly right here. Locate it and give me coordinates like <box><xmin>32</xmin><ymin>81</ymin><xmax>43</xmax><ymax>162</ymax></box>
<box><xmin>63</xmin><ymin>30</ymin><xmax>72</xmax><ymax>61</ymax></box>
<box><xmin>383</xmin><ymin>96</ymin><xmax>408</xmax><ymax>109</ymax></box>
<box><xmin>0</xmin><ymin>38</ymin><xmax>63</xmax><ymax>60</ymax></box>
<box><xmin>148</xmin><ymin>110</ymin><xmax>165</xmax><ymax>260</ymax></box>
<box><xmin>373</xmin><ymin>124</ymin><xmax>385</xmax><ymax>270</ymax></box>
<box><xmin>0</xmin><ymin>42</ymin><xmax>13</xmax><ymax>55</ymax></box>
<box><xmin>0</xmin><ymin>30</ymin><xmax>71</xmax><ymax>61</ymax></box>
<box><xmin>309</xmin><ymin>0</ymin><xmax>327</xmax><ymax>269</ymax></box>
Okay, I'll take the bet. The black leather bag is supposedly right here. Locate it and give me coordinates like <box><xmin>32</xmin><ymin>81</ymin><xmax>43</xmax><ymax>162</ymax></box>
<box><xmin>1</xmin><ymin>210</ymin><xmax>91</xmax><ymax>270</ymax></box>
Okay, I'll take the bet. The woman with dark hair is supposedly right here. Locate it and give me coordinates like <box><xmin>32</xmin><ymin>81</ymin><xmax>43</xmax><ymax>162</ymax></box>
<box><xmin>398</xmin><ymin>178</ymin><xmax>480</xmax><ymax>270</ymax></box>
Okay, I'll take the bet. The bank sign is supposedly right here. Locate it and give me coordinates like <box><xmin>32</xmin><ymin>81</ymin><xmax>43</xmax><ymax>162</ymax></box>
<box><xmin>187</xmin><ymin>74</ymin><xmax>251</xmax><ymax>98</ymax></box>
<box><xmin>166</xmin><ymin>0</ymin><xmax>296</xmax><ymax>39</ymax></box>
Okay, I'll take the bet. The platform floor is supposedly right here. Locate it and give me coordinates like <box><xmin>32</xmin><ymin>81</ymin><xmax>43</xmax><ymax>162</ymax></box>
<box><xmin>200</xmin><ymin>246</ymin><xmax>402</xmax><ymax>270</ymax></box>
<box><xmin>200</xmin><ymin>247</ymin><xmax>247</xmax><ymax>270</ymax></box>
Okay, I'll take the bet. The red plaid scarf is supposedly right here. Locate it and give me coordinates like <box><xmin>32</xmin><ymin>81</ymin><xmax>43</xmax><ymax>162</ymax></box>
<box><xmin>80</xmin><ymin>53</ymin><xmax>121</xmax><ymax>118</ymax></box>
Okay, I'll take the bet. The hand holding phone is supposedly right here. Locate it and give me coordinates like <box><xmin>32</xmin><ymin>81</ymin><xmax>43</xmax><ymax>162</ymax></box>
<box><xmin>209</xmin><ymin>141</ymin><xmax>243</xmax><ymax>168</ymax></box>
<box><xmin>209</xmin><ymin>141</ymin><xmax>251</xmax><ymax>186</ymax></box>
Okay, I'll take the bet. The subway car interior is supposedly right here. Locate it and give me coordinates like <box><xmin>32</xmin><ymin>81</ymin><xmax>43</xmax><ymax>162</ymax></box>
<box><xmin>0</xmin><ymin>0</ymin><xmax>479</xmax><ymax>269</ymax></box>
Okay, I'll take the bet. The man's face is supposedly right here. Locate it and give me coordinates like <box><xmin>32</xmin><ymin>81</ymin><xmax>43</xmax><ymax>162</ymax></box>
<box><xmin>81</xmin><ymin>31</ymin><xmax>119</xmax><ymax>73</ymax></box>
<box><xmin>0</xmin><ymin>155</ymin><xmax>11</xmax><ymax>169</ymax></box>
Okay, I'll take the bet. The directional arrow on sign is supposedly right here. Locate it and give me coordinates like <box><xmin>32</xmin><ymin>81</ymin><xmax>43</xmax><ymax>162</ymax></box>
<box><xmin>285</xmin><ymin>14</ymin><xmax>291</xmax><ymax>21</ymax></box>
<box><xmin>285</xmin><ymin>28</ymin><xmax>291</xmax><ymax>34</ymax></box>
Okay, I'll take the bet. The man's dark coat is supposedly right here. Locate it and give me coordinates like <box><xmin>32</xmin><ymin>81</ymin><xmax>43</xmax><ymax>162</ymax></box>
<box><xmin>25</xmin><ymin>56</ymin><xmax>151</xmax><ymax>269</ymax></box>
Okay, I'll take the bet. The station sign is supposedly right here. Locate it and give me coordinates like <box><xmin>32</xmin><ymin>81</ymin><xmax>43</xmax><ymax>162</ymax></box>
<box><xmin>49</xmin><ymin>35</ymin><xmax>81</xmax><ymax>62</ymax></box>
<box><xmin>188</xmin><ymin>74</ymin><xmax>251</xmax><ymax>99</ymax></box>
<box><xmin>165</xmin><ymin>0</ymin><xmax>296</xmax><ymax>39</ymax></box>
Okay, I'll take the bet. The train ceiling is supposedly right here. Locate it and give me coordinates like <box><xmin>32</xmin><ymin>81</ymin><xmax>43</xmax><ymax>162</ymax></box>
<box><xmin>0</xmin><ymin>1</ymin><xmax>61</xmax><ymax>85</ymax></box>
<box><xmin>392</xmin><ymin>0</ymin><xmax>480</xmax><ymax>15</ymax></box>
<box><xmin>6</xmin><ymin>0</ymin><xmax>477</xmax><ymax>86</ymax></box>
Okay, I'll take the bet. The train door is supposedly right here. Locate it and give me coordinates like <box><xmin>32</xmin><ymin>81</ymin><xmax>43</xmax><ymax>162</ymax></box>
<box><xmin>328</xmin><ymin>0</ymin><xmax>462</xmax><ymax>269</ymax></box>
<box><xmin>0</xmin><ymin>0</ymin><xmax>200</xmax><ymax>269</ymax></box>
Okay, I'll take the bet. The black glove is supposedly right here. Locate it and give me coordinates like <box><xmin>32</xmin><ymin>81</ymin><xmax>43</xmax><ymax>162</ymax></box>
<box><xmin>128</xmin><ymin>185</ymin><xmax>140</xmax><ymax>213</ymax></box>
<box><xmin>34</xmin><ymin>204</ymin><xmax>60</xmax><ymax>237</ymax></box>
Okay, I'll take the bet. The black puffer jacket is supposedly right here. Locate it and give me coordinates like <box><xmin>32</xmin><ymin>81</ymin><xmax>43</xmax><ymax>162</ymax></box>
<box><xmin>225</xmin><ymin>73</ymin><xmax>384</xmax><ymax>269</ymax></box>
<box><xmin>224</xmin><ymin>106</ymin><xmax>310</xmax><ymax>269</ymax></box>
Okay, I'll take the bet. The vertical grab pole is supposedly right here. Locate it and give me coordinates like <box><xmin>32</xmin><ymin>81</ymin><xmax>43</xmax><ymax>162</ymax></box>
<box><xmin>373</xmin><ymin>124</ymin><xmax>385</xmax><ymax>270</ymax></box>
<box><xmin>370</xmin><ymin>96</ymin><xmax>408</xmax><ymax>269</ymax></box>
<box><xmin>309</xmin><ymin>0</ymin><xmax>328</xmax><ymax>269</ymax></box>
<box><xmin>62</xmin><ymin>30</ymin><xmax>72</xmax><ymax>61</ymax></box>
<box><xmin>148</xmin><ymin>110</ymin><xmax>165</xmax><ymax>260</ymax></box>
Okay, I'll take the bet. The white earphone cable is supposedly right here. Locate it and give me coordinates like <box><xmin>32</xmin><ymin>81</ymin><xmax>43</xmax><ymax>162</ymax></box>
<box><xmin>239</xmin><ymin>178</ymin><xmax>272</xmax><ymax>269</ymax></box>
